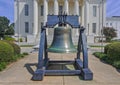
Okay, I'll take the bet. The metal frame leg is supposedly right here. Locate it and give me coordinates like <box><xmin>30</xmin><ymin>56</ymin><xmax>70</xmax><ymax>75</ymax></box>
<box><xmin>32</xmin><ymin>28</ymin><xmax>46</xmax><ymax>81</ymax></box>
<box><xmin>80</xmin><ymin>27</ymin><xmax>93</xmax><ymax>80</ymax></box>
<box><xmin>77</xmin><ymin>28</ymin><xmax>82</xmax><ymax>59</ymax></box>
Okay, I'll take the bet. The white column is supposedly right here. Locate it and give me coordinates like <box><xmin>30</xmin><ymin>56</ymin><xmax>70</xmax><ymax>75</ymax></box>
<box><xmin>84</xmin><ymin>0</ymin><xmax>87</xmax><ymax>28</ymax></box>
<box><xmin>82</xmin><ymin>2</ymin><xmax>85</xmax><ymax>26</ymax></box>
<box><xmin>74</xmin><ymin>0</ymin><xmax>79</xmax><ymax>36</ymax></box>
<box><xmin>33</xmin><ymin>0</ymin><xmax>38</xmax><ymax>36</ymax></box>
<box><xmin>43</xmin><ymin>0</ymin><xmax>48</xmax><ymax>25</ymax></box>
<box><xmin>16</xmin><ymin>0</ymin><xmax>20</xmax><ymax>45</ymax></box>
<box><xmin>54</xmin><ymin>0</ymin><xmax>58</xmax><ymax>15</ymax></box>
<box><xmin>74</xmin><ymin>0</ymin><xmax>79</xmax><ymax>15</ymax></box>
<box><xmin>64</xmin><ymin>0</ymin><xmax>69</xmax><ymax>14</ymax></box>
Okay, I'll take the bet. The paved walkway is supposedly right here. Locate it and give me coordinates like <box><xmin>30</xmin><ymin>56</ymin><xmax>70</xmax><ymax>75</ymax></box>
<box><xmin>0</xmin><ymin>51</ymin><xmax>120</xmax><ymax>85</ymax></box>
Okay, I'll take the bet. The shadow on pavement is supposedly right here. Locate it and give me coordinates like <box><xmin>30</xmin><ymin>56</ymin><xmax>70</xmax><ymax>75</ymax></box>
<box><xmin>116</xmin><ymin>69</ymin><xmax>120</xmax><ymax>73</ymax></box>
<box><xmin>24</xmin><ymin>63</ymin><xmax>37</xmax><ymax>75</ymax></box>
<box><xmin>24</xmin><ymin>63</ymin><xmax>84</xmax><ymax>80</ymax></box>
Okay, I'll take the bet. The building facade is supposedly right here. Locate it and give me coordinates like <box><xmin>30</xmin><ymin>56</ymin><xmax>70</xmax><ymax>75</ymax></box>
<box><xmin>14</xmin><ymin>0</ymin><xmax>106</xmax><ymax>43</ymax></box>
<box><xmin>106</xmin><ymin>16</ymin><xmax>120</xmax><ymax>39</ymax></box>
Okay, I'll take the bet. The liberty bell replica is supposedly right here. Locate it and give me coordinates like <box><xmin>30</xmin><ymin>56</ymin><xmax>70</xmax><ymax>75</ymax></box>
<box><xmin>32</xmin><ymin>14</ymin><xmax>93</xmax><ymax>81</ymax></box>
<box><xmin>47</xmin><ymin>13</ymin><xmax>76</xmax><ymax>53</ymax></box>
<box><xmin>47</xmin><ymin>26</ymin><xmax>77</xmax><ymax>53</ymax></box>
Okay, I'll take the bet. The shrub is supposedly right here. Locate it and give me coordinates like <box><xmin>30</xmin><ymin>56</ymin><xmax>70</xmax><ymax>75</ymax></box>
<box><xmin>4</xmin><ymin>36</ymin><xmax>15</xmax><ymax>42</ymax></box>
<box><xmin>23</xmin><ymin>52</ymin><xmax>29</xmax><ymax>55</ymax></box>
<box><xmin>20</xmin><ymin>38</ymin><xmax>23</xmax><ymax>42</ymax></box>
<box><xmin>0</xmin><ymin>41</ymin><xmax>14</xmax><ymax>62</ymax></box>
<box><xmin>113</xmin><ymin>61</ymin><xmax>120</xmax><ymax>69</ymax></box>
<box><xmin>0</xmin><ymin>41</ymin><xmax>27</xmax><ymax>71</ymax></box>
<box><xmin>18</xmin><ymin>54</ymin><xmax>24</xmax><ymax>58</ymax></box>
<box><xmin>107</xmin><ymin>42</ymin><xmax>120</xmax><ymax>61</ymax></box>
<box><xmin>93</xmin><ymin>52</ymin><xmax>102</xmax><ymax>58</ymax></box>
<box><xmin>102</xmin><ymin>27</ymin><xmax>117</xmax><ymax>42</ymax></box>
<box><xmin>6</xmin><ymin>41</ymin><xmax>21</xmax><ymax>55</ymax></box>
<box><xmin>93</xmin><ymin>52</ymin><xmax>107</xmax><ymax>60</ymax></box>
<box><xmin>93</xmin><ymin>51</ymin><xmax>120</xmax><ymax>69</ymax></box>
<box><xmin>93</xmin><ymin>52</ymin><xmax>117</xmax><ymax>68</ymax></box>
<box><xmin>0</xmin><ymin>62</ymin><xmax>7</xmax><ymax>71</ymax></box>
<box><xmin>104</xmin><ymin>43</ymin><xmax>112</xmax><ymax>54</ymax></box>
<box><xmin>11</xmin><ymin>54</ymin><xmax>24</xmax><ymax>62</ymax></box>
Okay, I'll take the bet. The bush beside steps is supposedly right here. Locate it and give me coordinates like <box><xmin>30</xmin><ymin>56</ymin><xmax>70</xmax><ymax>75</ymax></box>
<box><xmin>0</xmin><ymin>40</ymin><xmax>28</xmax><ymax>71</ymax></box>
<box><xmin>93</xmin><ymin>42</ymin><xmax>120</xmax><ymax>69</ymax></box>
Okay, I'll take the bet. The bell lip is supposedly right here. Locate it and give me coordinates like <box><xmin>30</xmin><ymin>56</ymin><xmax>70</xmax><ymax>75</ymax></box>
<box><xmin>54</xmin><ymin>26</ymin><xmax>71</xmax><ymax>29</ymax></box>
<box><xmin>47</xmin><ymin>48</ymin><xmax>77</xmax><ymax>53</ymax></box>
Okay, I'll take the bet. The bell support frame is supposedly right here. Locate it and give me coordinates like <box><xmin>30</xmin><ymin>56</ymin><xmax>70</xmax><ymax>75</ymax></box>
<box><xmin>32</xmin><ymin>15</ymin><xmax>93</xmax><ymax>81</ymax></box>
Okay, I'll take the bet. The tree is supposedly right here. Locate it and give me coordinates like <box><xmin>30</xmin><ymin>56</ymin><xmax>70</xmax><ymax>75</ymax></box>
<box><xmin>0</xmin><ymin>16</ymin><xmax>14</xmax><ymax>39</ymax></box>
<box><xmin>5</xmin><ymin>23</ymin><xmax>14</xmax><ymax>35</ymax></box>
<box><xmin>102</xmin><ymin>27</ymin><xmax>117</xmax><ymax>42</ymax></box>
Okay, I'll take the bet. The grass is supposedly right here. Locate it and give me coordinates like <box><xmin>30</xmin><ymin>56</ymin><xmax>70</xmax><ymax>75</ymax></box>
<box><xmin>90</xmin><ymin>45</ymin><xmax>105</xmax><ymax>48</ymax></box>
<box><xmin>20</xmin><ymin>45</ymin><xmax>34</xmax><ymax>47</ymax></box>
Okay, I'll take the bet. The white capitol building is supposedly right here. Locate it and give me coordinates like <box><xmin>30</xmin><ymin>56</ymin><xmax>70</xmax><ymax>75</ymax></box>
<box><xmin>14</xmin><ymin>0</ymin><xmax>106</xmax><ymax>44</ymax></box>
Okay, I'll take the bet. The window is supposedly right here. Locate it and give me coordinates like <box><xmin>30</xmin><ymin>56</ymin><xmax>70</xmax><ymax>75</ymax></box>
<box><xmin>106</xmin><ymin>23</ymin><xmax>108</xmax><ymax>26</ymax></box>
<box><xmin>41</xmin><ymin>5</ymin><xmax>43</xmax><ymax>16</ymax></box>
<box><xmin>41</xmin><ymin>22</ymin><xmax>43</xmax><ymax>27</ymax></box>
<box><xmin>59</xmin><ymin>5</ymin><xmax>63</xmax><ymax>14</ymax></box>
<box><xmin>79</xmin><ymin>6</ymin><xmax>81</xmax><ymax>16</ymax></box>
<box><xmin>110</xmin><ymin>23</ymin><xmax>112</xmax><ymax>26</ymax></box>
<box><xmin>92</xmin><ymin>23</ymin><xmax>96</xmax><ymax>33</ymax></box>
<box><xmin>25</xmin><ymin>22</ymin><xmax>29</xmax><ymax>33</ymax></box>
<box><xmin>93</xmin><ymin>6</ymin><xmax>97</xmax><ymax>17</ymax></box>
<box><xmin>24</xmin><ymin>4</ymin><xmax>29</xmax><ymax>16</ymax></box>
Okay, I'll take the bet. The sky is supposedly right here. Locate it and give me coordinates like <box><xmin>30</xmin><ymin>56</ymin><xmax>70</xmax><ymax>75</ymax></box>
<box><xmin>0</xmin><ymin>0</ymin><xmax>120</xmax><ymax>23</ymax></box>
<box><xmin>0</xmin><ymin>0</ymin><xmax>14</xmax><ymax>23</ymax></box>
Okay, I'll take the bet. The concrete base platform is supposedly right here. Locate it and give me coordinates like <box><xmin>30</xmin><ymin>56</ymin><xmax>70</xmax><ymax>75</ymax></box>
<box><xmin>0</xmin><ymin>52</ymin><xmax>120</xmax><ymax>85</ymax></box>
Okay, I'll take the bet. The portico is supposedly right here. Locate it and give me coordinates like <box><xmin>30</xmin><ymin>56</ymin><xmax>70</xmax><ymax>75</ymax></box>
<box><xmin>14</xmin><ymin>0</ymin><xmax>106</xmax><ymax>43</ymax></box>
<box><xmin>33</xmin><ymin>0</ymin><xmax>85</xmax><ymax>36</ymax></box>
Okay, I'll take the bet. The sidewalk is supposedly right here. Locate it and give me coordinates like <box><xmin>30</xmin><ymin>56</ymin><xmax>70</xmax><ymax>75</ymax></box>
<box><xmin>0</xmin><ymin>52</ymin><xmax>120</xmax><ymax>85</ymax></box>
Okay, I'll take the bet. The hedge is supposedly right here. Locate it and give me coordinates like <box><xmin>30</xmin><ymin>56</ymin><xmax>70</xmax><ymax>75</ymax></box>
<box><xmin>93</xmin><ymin>52</ymin><xmax>107</xmax><ymax>61</ymax></box>
<box><xmin>93</xmin><ymin>52</ymin><xmax>120</xmax><ymax>69</ymax></box>
<box><xmin>94</xmin><ymin>42</ymin><xmax>120</xmax><ymax>69</ymax></box>
<box><xmin>107</xmin><ymin>42</ymin><xmax>120</xmax><ymax>61</ymax></box>
<box><xmin>0</xmin><ymin>40</ymin><xmax>27</xmax><ymax>71</ymax></box>
<box><xmin>0</xmin><ymin>41</ymin><xmax>14</xmax><ymax>62</ymax></box>
<box><xmin>0</xmin><ymin>62</ymin><xmax>7</xmax><ymax>71</ymax></box>
<box><xmin>104</xmin><ymin>43</ymin><xmax>112</xmax><ymax>54</ymax></box>
<box><xmin>6</xmin><ymin>41</ymin><xmax>21</xmax><ymax>55</ymax></box>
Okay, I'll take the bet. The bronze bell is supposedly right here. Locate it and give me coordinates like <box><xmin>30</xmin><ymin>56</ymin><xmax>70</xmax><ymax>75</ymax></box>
<box><xmin>47</xmin><ymin>26</ymin><xmax>77</xmax><ymax>53</ymax></box>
